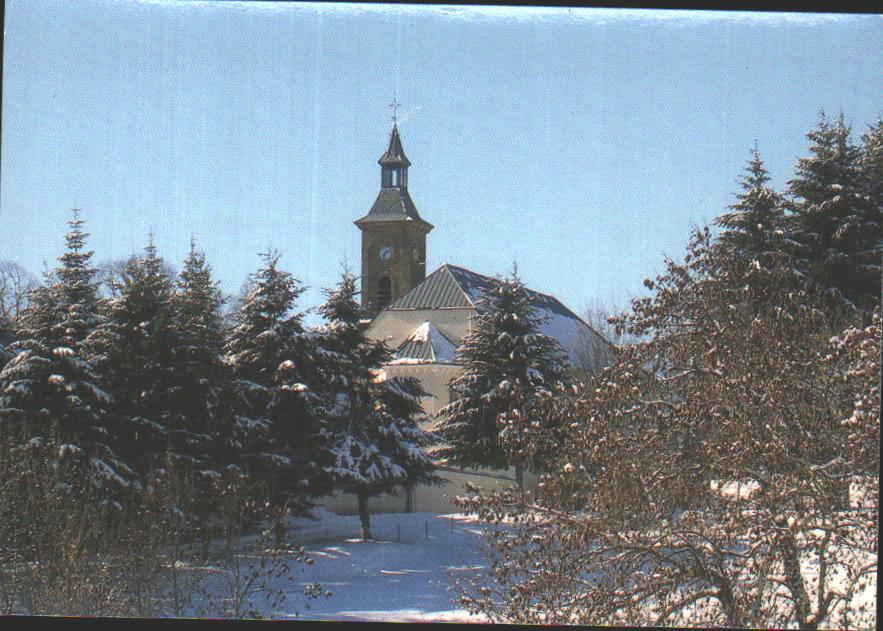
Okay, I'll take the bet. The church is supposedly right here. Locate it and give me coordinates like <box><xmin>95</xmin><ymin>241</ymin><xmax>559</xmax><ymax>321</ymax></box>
<box><xmin>322</xmin><ymin>116</ymin><xmax>614</xmax><ymax>515</ymax></box>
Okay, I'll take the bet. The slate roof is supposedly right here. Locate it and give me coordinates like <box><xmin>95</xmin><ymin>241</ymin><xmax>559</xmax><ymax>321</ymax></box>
<box><xmin>354</xmin><ymin>187</ymin><xmax>432</xmax><ymax>228</ymax></box>
<box><xmin>378</xmin><ymin>124</ymin><xmax>411</xmax><ymax>167</ymax></box>
<box><xmin>391</xmin><ymin>321</ymin><xmax>458</xmax><ymax>364</ymax></box>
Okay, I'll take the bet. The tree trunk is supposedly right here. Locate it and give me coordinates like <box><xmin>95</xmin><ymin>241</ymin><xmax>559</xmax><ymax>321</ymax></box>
<box><xmin>778</xmin><ymin>529</ymin><xmax>813</xmax><ymax>629</ymax></box>
<box><xmin>515</xmin><ymin>464</ymin><xmax>524</xmax><ymax>490</ymax></box>
<box><xmin>357</xmin><ymin>491</ymin><xmax>372</xmax><ymax>540</ymax></box>
<box><xmin>274</xmin><ymin>515</ymin><xmax>285</xmax><ymax>548</ymax></box>
<box><xmin>832</xmin><ymin>476</ymin><xmax>851</xmax><ymax>511</ymax></box>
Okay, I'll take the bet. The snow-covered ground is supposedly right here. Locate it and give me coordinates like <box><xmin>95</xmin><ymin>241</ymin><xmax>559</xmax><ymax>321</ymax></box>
<box><xmin>180</xmin><ymin>497</ymin><xmax>877</xmax><ymax>625</ymax></box>
<box><xmin>199</xmin><ymin>509</ymin><xmax>494</xmax><ymax>622</ymax></box>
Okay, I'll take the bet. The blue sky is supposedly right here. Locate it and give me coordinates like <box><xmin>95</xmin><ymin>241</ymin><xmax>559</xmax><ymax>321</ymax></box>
<box><xmin>2</xmin><ymin>2</ymin><xmax>881</xmax><ymax>325</ymax></box>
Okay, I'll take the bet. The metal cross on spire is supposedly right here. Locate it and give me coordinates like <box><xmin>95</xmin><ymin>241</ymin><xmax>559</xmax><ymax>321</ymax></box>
<box><xmin>389</xmin><ymin>94</ymin><xmax>401</xmax><ymax>127</ymax></box>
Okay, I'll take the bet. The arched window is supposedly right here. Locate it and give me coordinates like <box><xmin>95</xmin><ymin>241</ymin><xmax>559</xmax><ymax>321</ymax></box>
<box><xmin>378</xmin><ymin>276</ymin><xmax>392</xmax><ymax>310</ymax></box>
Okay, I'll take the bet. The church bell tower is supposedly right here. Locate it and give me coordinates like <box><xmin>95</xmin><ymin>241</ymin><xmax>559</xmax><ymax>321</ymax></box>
<box><xmin>355</xmin><ymin>108</ymin><xmax>433</xmax><ymax>315</ymax></box>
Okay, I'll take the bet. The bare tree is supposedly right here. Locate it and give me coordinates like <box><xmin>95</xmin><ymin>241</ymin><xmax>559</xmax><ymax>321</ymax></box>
<box><xmin>571</xmin><ymin>299</ymin><xmax>628</xmax><ymax>375</ymax></box>
<box><xmin>0</xmin><ymin>439</ymin><xmax>321</xmax><ymax>618</ymax></box>
<box><xmin>0</xmin><ymin>261</ymin><xmax>37</xmax><ymax>328</ymax></box>
<box><xmin>95</xmin><ymin>256</ymin><xmax>177</xmax><ymax>299</ymax></box>
<box><xmin>94</xmin><ymin>258</ymin><xmax>132</xmax><ymax>299</ymax></box>
<box><xmin>457</xmin><ymin>229</ymin><xmax>878</xmax><ymax>628</ymax></box>
<box><xmin>201</xmin><ymin>471</ymin><xmax>314</xmax><ymax>619</ymax></box>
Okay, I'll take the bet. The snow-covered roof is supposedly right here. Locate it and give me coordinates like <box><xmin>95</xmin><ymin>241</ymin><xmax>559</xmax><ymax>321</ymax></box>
<box><xmin>383</xmin><ymin>264</ymin><xmax>614</xmax><ymax>365</ymax></box>
<box><xmin>390</xmin><ymin>321</ymin><xmax>458</xmax><ymax>365</ymax></box>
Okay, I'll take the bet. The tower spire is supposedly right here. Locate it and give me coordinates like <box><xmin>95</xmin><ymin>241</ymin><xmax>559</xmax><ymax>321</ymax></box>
<box><xmin>389</xmin><ymin>94</ymin><xmax>401</xmax><ymax>127</ymax></box>
<box><xmin>377</xmin><ymin>111</ymin><xmax>411</xmax><ymax>189</ymax></box>
<box><xmin>355</xmin><ymin>112</ymin><xmax>433</xmax><ymax>314</ymax></box>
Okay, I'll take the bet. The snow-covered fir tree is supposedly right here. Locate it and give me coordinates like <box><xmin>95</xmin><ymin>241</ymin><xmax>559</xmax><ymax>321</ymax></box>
<box><xmin>787</xmin><ymin>112</ymin><xmax>881</xmax><ymax>315</ymax></box>
<box><xmin>0</xmin><ymin>322</ymin><xmax>13</xmax><ymax>367</ymax></box>
<box><xmin>167</xmin><ymin>240</ymin><xmax>228</xmax><ymax>478</ymax></box>
<box><xmin>436</xmin><ymin>266</ymin><xmax>570</xmax><ymax>486</ymax></box>
<box><xmin>0</xmin><ymin>211</ymin><xmax>135</xmax><ymax>503</ymax></box>
<box><xmin>315</xmin><ymin>272</ymin><xmax>440</xmax><ymax>539</ymax></box>
<box><xmin>87</xmin><ymin>237</ymin><xmax>177</xmax><ymax>480</ymax></box>
<box><xmin>224</xmin><ymin>251</ymin><xmax>328</xmax><ymax>541</ymax></box>
<box><xmin>858</xmin><ymin>117</ymin><xmax>883</xmax><ymax>245</ymax></box>
<box><xmin>716</xmin><ymin>145</ymin><xmax>787</xmax><ymax>265</ymax></box>
<box><xmin>1</xmin><ymin>281</ymin><xmax>60</xmax><ymax>443</ymax></box>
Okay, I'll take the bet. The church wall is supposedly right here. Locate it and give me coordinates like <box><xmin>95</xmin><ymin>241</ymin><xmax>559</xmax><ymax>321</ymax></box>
<box><xmin>381</xmin><ymin>363</ymin><xmax>461</xmax><ymax>420</ymax></box>
<box><xmin>411</xmin><ymin>466</ymin><xmax>538</xmax><ymax>513</ymax></box>
<box><xmin>315</xmin><ymin>359</ymin><xmax>540</xmax><ymax>515</ymax></box>
<box><xmin>316</xmin><ymin>467</ymin><xmax>538</xmax><ymax>516</ymax></box>
<box><xmin>319</xmin><ymin>489</ymin><xmax>409</xmax><ymax>515</ymax></box>
<box><xmin>316</xmin><ymin>360</ymin><xmax>541</xmax><ymax>516</ymax></box>
<box><xmin>317</xmin><ymin>307</ymin><xmax>576</xmax><ymax>516</ymax></box>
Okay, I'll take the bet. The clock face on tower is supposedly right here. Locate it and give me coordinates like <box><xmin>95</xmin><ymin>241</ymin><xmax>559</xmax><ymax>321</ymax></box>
<box><xmin>379</xmin><ymin>246</ymin><xmax>393</xmax><ymax>261</ymax></box>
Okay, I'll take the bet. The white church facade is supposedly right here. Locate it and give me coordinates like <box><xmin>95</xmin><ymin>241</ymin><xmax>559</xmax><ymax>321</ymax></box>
<box><xmin>321</xmin><ymin>120</ymin><xmax>614</xmax><ymax>515</ymax></box>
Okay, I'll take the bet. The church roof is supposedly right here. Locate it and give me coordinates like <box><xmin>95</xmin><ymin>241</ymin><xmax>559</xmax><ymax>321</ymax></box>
<box><xmin>385</xmin><ymin>264</ymin><xmax>473</xmax><ymax>310</ymax></box>
<box><xmin>384</xmin><ymin>264</ymin><xmax>614</xmax><ymax>364</ymax></box>
<box><xmin>354</xmin><ymin>187</ymin><xmax>432</xmax><ymax>228</ymax></box>
<box><xmin>388</xmin><ymin>263</ymin><xmax>585</xmax><ymax>313</ymax></box>
<box><xmin>378</xmin><ymin>124</ymin><xmax>411</xmax><ymax>167</ymax></box>
<box><xmin>390</xmin><ymin>321</ymin><xmax>458</xmax><ymax>365</ymax></box>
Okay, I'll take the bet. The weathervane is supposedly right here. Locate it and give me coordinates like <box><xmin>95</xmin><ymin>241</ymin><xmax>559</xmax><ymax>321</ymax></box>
<box><xmin>389</xmin><ymin>94</ymin><xmax>401</xmax><ymax>127</ymax></box>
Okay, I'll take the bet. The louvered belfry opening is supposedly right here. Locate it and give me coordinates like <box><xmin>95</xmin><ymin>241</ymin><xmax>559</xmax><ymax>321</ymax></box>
<box><xmin>381</xmin><ymin>164</ymin><xmax>407</xmax><ymax>189</ymax></box>
<box><xmin>379</xmin><ymin>124</ymin><xmax>409</xmax><ymax>189</ymax></box>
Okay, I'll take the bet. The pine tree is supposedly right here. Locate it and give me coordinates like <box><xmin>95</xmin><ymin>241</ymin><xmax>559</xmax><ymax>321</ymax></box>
<box><xmin>787</xmin><ymin>112</ymin><xmax>881</xmax><ymax>314</ymax></box>
<box><xmin>0</xmin><ymin>281</ymin><xmax>61</xmax><ymax>443</ymax></box>
<box><xmin>0</xmin><ymin>211</ymin><xmax>135</xmax><ymax>504</ymax></box>
<box><xmin>859</xmin><ymin>118</ymin><xmax>883</xmax><ymax>216</ymax></box>
<box><xmin>87</xmin><ymin>238</ymin><xmax>177</xmax><ymax>480</ymax></box>
<box><xmin>858</xmin><ymin>118</ymin><xmax>883</xmax><ymax>308</ymax></box>
<box><xmin>315</xmin><ymin>272</ymin><xmax>440</xmax><ymax>539</ymax></box>
<box><xmin>436</xmin><ymin>266</ymin><xmax>570</xmax><ymax>485</ymax></box>
<box><xmin>716</xmin><ymin>145</ymin><xmax>787</xmax><ymax>265</ymax></box>
<box><xmin>224</xmin><ymin>251</ymin><xmax>327</xmax><ymax>542</ymax></box>
<box><xmin>0</xmin><ymin>324</ymin><xmax>13</xmax><ymax>368</ymax></box>
<box><xmin>167</xmin><ymin>240</ymin><xmax>228</xmax><ymax>479</ymax></box>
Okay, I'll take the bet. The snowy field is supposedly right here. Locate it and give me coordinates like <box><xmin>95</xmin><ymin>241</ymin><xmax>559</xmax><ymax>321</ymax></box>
<box><xmin>172</xmin><ymin>495</ymin><xmax>876</xmax><ymax>625</ymax></box>
<box><xmin>195</xmin><ymin>509</ymin><xmax>494</xmax><ymax>622</ymax></box>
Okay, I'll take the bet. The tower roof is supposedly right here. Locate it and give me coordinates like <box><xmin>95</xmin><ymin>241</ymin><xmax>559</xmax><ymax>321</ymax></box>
<box><xmin>378</xmin><ymin>123</ymin><xmax>411</xmax><ymax>167</ymax></box>
<box><xmin>355</xmin><ymin>121</ymin><xmax>431</xmax><ymax>230</ymax></box>
<box><xmin>355</xmin><ymin>188</ymin><xmax>432</xmax><ymax>229</ymax></box>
